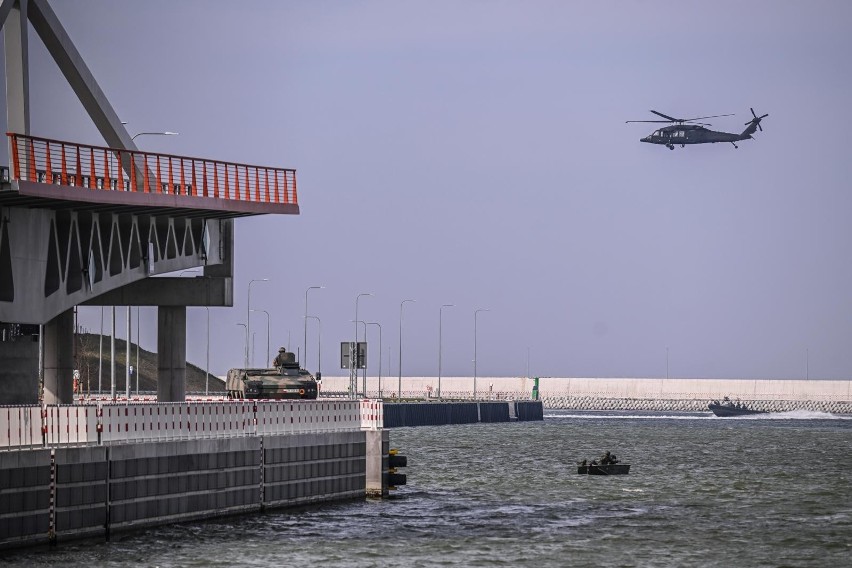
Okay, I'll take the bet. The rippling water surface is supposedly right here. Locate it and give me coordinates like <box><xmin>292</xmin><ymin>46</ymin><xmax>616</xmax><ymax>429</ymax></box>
<box><xmin>4</xmin><ymin>410</ymin><xmax>851</xmax><ymax>567</ymax></box>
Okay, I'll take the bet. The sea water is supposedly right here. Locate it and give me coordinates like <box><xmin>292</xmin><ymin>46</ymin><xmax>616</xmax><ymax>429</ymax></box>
<box><xmin>3</xmin><ymin>410</ymin><xmax>850</xmax><ymax>567</ymax></box>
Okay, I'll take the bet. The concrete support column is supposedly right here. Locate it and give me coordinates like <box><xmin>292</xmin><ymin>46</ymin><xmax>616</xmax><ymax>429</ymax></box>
<box><xmin>43</xmin><ymin>308</ymin><xmax>74</xmax><ymax>404</ymax></box>
<box><xmin>157</xmin><ymin>306</ymin><xmax>186</xmax><ymax>402</ymax></box>
<box><xmin>365</xmin><ymin>429</ymin><xmax>387</xmax><ymax>498</ymax></box>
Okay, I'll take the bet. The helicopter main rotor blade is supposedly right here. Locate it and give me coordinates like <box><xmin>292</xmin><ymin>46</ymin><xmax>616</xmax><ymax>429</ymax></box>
<box><xmin>650</xmin><ymin>110</ymin><xmax>679</xmax><ymax>122</ymax></box>
<box><xmin>680</xmin><ymin>113</ymin><xmax>735</xmax><ymax>122</ymax></box>
<box><xmin>625</xmin><ymin>120</ymin><xmax>675</xmax><ymax>123</ymax></box>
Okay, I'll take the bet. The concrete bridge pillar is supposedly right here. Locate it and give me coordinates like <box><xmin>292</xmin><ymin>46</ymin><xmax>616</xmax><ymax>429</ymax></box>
<box><xmin>43</xmin><ymin>309</ymin><xmax>74</xmax><ymax>404</ymax></box>
<box><xmin>157</xmin><ymin>306</ymin><xmax>186</xmax><ymax>402</ymax></box>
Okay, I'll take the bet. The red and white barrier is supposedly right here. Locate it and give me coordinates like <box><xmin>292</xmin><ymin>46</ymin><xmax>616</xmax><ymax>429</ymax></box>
<box><xmin>1</xmin><ymin>405</ymin><xmax>43</xmax><ymax>449</ymax></box>
<box><xmin>1</xmin><ymin>399</ymin><xmax>384</xmax><ymax>450</ymax></box>
<box><xmin>42</xmin><ymin>405</ymin><xmax>99</xmax><ymax>446</ymax></box>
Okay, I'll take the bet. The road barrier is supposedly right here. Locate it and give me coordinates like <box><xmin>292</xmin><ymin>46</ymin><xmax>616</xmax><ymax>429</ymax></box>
<box><xmin>1</xmin><ymin>399</ymin><xmax>381</xmax><ymax>451</ymax></box>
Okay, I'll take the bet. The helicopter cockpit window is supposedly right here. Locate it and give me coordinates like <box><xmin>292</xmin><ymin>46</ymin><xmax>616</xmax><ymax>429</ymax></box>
<box><xmin>654</xmin><ymin>130</ymin><xmax>661</xmax><ymax>137</ymax></box>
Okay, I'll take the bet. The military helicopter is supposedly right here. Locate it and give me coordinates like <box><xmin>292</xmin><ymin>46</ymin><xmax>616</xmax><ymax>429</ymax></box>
<box><xmin>627</xmin><ymin>108</ymin><xmax>768</xmax><ymax>150</ymax></box>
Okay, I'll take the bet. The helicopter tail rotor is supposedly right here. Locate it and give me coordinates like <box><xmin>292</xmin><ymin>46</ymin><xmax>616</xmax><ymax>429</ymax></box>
<box><xmin>745</xmin><ymin>107</ymin><xmax>769</xmax><ymax>132</ymax></box>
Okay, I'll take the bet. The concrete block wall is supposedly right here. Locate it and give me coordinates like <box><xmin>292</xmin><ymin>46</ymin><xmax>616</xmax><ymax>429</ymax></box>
<box><xmin>106</xmin><ymin>438</ymin><xmax>261</xmax><ymax>534</ymax></box>
<box><xmin>263</xmin><ymin>432</ymin><xmax>366</xmax><ymax>507</ymax></box>
<box><xmin>1</xmin><ymin>430</ymin><xmax>392</xmax><ymax>550</ymax></box>
<box><xmin>0</xmin><ymin>449</ymin><xmax>51</xmax><ymax>548</ymax></box>
<box><xmin>55</xmin><ymin>446</ymin><xmax>108</xmax><ymax>541</ymax></box>
<box><xmin>382</xmin><ymin>401</ymin><xmax>544</xmax><ymax>427</ymax></box>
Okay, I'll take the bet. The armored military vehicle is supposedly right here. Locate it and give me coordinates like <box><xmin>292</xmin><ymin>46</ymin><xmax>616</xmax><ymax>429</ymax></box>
<box><xmin>226</xmin><ymin>348</ymin><xmax>318</xmax><ymax>400</ymax></box>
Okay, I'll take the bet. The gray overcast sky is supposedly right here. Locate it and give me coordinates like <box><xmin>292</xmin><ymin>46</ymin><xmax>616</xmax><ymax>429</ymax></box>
<box><xmin>4</xmin><ymin>0</ymin><xmax>852</xmax><ymax>379</ymax></box>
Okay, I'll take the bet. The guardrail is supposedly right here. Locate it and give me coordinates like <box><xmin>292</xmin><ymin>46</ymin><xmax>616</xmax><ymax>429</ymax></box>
<box><xmin>1</xmin><ymin>399</ymin><xmax>382</xmax><ymax>451</ymax></box>
<box><xmin>6</xmin><ymin>132</ymin><xmax>297</xmax><ymax>204</ymax></box>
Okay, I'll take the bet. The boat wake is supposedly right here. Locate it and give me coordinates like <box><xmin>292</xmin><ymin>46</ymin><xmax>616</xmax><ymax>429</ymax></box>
<box><xmin>545</xmin><ymin>410</ymin><xmax>851</xmax><ymax>420</ymax></box>
<box><xmin>751</xmin><ymin>409</ymin><xmax>849</xmax><ymax>420</ymax></box>
<box><xmin>545</xmin><ymin>413</ymin><xmax>707</xmax><ymax>420</ymax></box>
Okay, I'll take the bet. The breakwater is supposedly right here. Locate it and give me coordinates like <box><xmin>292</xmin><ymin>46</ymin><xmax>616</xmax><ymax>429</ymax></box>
<box><xmin>319</xmin><ymin>377</ymin><xmax>852</xmax><ymax>413</ymax></box>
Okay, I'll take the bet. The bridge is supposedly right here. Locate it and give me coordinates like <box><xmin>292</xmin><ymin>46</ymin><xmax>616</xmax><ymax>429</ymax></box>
<box><xmin>0</xmin><ymin>0</ymin><xmax>298</xmax><ymax>404</ymax></box>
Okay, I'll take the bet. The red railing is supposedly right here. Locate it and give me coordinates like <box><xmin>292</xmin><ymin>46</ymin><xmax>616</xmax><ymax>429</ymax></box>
<box><xmin>6</xmin><ymin>132</ymin><xmax>298</xmax><ymax>205</ymax></box>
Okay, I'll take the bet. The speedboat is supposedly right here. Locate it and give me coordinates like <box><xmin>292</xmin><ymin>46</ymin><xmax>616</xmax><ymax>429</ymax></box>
<box><xmin>708</xmin><ymin>398</ymin><xmax>766</xmax><ymax>417</ymax></box>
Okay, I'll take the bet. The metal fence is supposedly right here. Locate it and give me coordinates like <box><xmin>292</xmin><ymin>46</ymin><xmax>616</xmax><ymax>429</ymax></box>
<box><xmin>7</xmin><ymin>132</ymin><xmax>297</xmax><ymax>204</ymax></box>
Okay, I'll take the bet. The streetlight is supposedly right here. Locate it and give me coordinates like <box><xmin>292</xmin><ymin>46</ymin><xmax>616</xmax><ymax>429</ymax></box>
<box><xmin>98</xmin><ymin>307</ymin><xmax>103</xmax><ymax>393</ymax></box>
<box><xmin>304</xmin><ymin>286</ymin><xmax>324</xmax><ymax>368</ymax></box>
<box><xmin>251</xmin><ymin>309</ymin><xmax>270</xmax><ymax>367</ymax></box>
<box><xmin>474</xmin><ymin>308</ymin><xmax>490</xmax><ymax>400</ymax></box>
<box><xmin>136</xmin><ymin>306</ymin><xmax>140</xmax><ymax>395</ymax></box>
<box><xmin>247</xmin><ymin>278</ymin><xmax>269</xmax><ymax>369</ymax></box>
<box><xmin>367</xmin><ymin>322</ymin><xmax>382</xmax><ymax>398</ymax></box>
<box><xmin>352</xmin><ymin>319</ymin><xmax>368</xmax><ymax>396</ymax></box>
<box><xmin>236</xmin><ymin>323</ymin><xmax>247</xmax><ymax>368</ymax></box>
<box><xmin>125</xmin><ymin>306</ymin><xmax>131</xmax><ymax>400</ymax></box>
<box><xmin>110</xmin><ymin>306</ymin><xmax>116</xmax><ymax>400</ymax></box>
<box><xmin>438</xmin><ymin>304</ymin><xmax>454</xmax><ymax>399</ymax></box>
<box><xmin>354</xmin><ymin>293</ymin><xmax>372</xmax><ymax>398</ymax></box>
<box><xmin>305</xmin><ymin>315</ymin><xmax>321</xmax><ymax>379</ymax></box>
<box><xmin>131</xmin><ymin>131</ymin><xmax>179</xmax><ymax>141</ymax></box>
<box><xmin>204</xmin><ymin>307</ymin><xmax>210</xmax><ymax>396</ymax></box>
<box><xmin>398</xmin><ymin>299</ymin><xmax>416</xmax><ymax>399</ymax></box>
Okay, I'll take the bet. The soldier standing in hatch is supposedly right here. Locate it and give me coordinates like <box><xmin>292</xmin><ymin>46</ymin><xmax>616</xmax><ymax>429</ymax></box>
<box><xmin>272</xmin><ymin>347</ymin><xmax>288</xmax><ymax>368</ymax></box>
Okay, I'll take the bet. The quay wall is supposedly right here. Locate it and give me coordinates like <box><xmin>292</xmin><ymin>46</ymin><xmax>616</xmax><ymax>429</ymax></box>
<box><xmin>0</xmin><ymin>430</ymin><xmax>388</xmax><ymax>550</ymax></box>
<box><xmin>383</xmin><ymin>401</ymin><xmax>544</xmax><ymax>427</ymax></box>
<box><xmin>320</xmin><ymin>377</ymin><xmax>852</xmax><ymax>413</ymax></box>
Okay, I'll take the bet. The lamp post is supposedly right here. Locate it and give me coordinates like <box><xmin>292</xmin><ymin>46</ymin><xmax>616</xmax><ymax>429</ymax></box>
<box><xmin>367</xmin><ymin>322</ymin><xmax>382</xmax><ymax>398</ymax></box>
<box><xmin>136</xmin><ymin>306</ymin><xmax>140</xmax><ymax>395</ymax></box>
<box><xmin>305</xmin><ymin>315</ymin><xmax>321</xmax><ymax>378</ymax></box>
<box><xmin>131</xmin><ymin>131</ymin><xmax>179</xmax><ymax>141</ymax></box>
<box><xmin>354</xmin><ymin>293</ymin><xmax>372</xmax><ymax>398</ymax></box>
<box><xmin>109</xmin><ymin>306</ymin><xmax>117</xmax><ymax>400</ymax></box>
<box><xmin>204</xmin><ymin>307</ymin><xmax>210</xmax><ymax>396</ymax></box>
<box><xmin>352</xmin><ymin>319</ymin><xmax>368</xmax><ymax>396</ymax></box>
<box><xmin>125</xmin><ymin>306</ymin><xmax>131</xmax><ymax>399</ymax></box>
<box><xmin>98</xmin><ymin>307</ymin><xmax>103</xmax><ymax>393</ymax></box>
<box><xmin>247</xmin><ymin>279</ymin><xmax>269</xmax><ymax>369</ymax></box>
<box><xmin>438</xmin><ymin>304</ymin><xmax>454</xmax><ymax>399</ymax></box>
<box><xmin>251</xmin><ymin>309</ymin><xmax>270</xmax><ymax>367</ymax></box>
<box><xmin>474</xmin><ymin>308</ymin><xmax>490</xmax><ymax>400</ymax></box>
<box><xmin>236</xmin><ymin>323</ymin><xmax>247</xmax><ymax>369</ymax></box>
<box><xmin>304</xmin><ymin>286</ymin><xmax>324</xmax><ymax>368</ymax></box>
<box><xmin>398</xmin><ymin>299</ymin><xmax>416</xmax><ymax>399</ymax></box>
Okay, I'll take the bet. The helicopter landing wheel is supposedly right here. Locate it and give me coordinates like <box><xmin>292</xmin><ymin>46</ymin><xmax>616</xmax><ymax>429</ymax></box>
<box><xmin>667</xmin><ymin>144</ymin><xmax>674</xmax><ymax>150</ymax></box>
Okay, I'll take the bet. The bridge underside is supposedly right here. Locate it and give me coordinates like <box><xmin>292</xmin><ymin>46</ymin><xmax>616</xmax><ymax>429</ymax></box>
<box><xmin>0</xmin><ymin>182</ymin><xmax>293</xmax><ymax>405</ymax></box>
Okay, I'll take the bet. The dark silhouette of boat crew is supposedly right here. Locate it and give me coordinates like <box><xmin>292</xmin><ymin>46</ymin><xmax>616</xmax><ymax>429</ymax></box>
<box><xmin>578</xmin><ymin>451</ymin><xmax>630</xmax><ymax>475</ymax></box>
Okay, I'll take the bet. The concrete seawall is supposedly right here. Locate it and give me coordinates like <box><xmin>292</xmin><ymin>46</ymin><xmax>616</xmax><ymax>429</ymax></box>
<box><xmin>383</xmin><ymin>401</ymin><xmax>544</xmax><ymax>427</ymax></box>
<box><xmin>320</xmin><ymin>377</ymin><xmax>852</xmax><ymax>413</ymax></box>
<box><xmin>0</xmin><ymin>430</ymin><xmax>388</xmax><ymax>550</ymax></box>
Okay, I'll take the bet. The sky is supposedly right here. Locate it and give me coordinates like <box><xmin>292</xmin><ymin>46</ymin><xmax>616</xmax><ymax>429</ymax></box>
<box><xmin>3</xmin><ymin>0</ymin><xmax>852</xmax><ymax>380</ymax></box>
